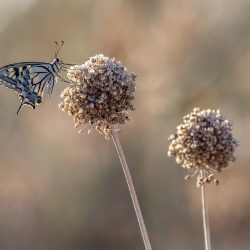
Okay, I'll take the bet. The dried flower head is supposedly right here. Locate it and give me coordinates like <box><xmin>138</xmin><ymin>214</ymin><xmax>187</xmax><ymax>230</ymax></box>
<box><xmin>59</xmin><ymin>54</ymin><xmax>136</xmax><ymax>138</ymax></box>
<box><xmin>168</xmin><ymin>108</ymin><xmax>239</xmax><ymax>187</ymax></box>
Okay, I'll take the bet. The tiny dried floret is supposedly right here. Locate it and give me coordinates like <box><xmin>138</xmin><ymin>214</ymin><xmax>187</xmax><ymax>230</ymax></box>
<box><xmin>168</xmin><ymin>108</ymin><xmax>239</xmax><ymax>187</ymax></box>
<box><xmin>59</xmin><ymin>54</ymin><xmax>136</xmax><ymax>138</ymax></box>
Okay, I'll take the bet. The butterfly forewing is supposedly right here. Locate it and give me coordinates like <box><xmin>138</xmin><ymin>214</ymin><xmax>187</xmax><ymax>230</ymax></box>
<box><xmin>0</xmin><ymin>60</ymin><xmax>62</xmax><ymax>113</ymax></box>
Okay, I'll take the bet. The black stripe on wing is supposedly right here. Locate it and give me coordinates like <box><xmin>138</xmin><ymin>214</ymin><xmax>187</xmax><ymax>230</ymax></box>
<box><xmin>16</xmin><ymin>73</ymin><xmax>54</xmax><ymax>114</ymax></box>
<box><xmin>0</xmin><ymin>61</ymin><xmax>51</xmax><ymax>70</ymax></box>
<box><xmin>0</xmin><ymin>62</ymin><xmax>57</xmax><ymax>113</ymax></box>
<box><xmin>0</xmin><ymin>77</ymin><xmax>22</xmax><ymax>94</ymax></box>
<box><xmin>0</xmin><ymin>63</ymin><xmax>53</xmax><ymax>93</ymax></box>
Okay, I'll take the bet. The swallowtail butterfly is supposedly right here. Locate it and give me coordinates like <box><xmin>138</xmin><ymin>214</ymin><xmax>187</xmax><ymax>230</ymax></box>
<box><xmin>0</xmin><ymin>41</ymin><xmax>72</xmax><ymax>114</ymax></box>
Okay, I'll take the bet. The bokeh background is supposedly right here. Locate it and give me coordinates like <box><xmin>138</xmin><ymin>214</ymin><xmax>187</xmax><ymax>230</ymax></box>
<box><xmin>0</xmin><ymin>0</ymin><xmax>249</xmax><ymax>249</ymax></box>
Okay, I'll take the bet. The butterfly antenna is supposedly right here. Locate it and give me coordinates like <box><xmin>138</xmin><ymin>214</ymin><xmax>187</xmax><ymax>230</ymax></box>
<box><xmin>54</xmin><ymin>41</ymin><xmax>59</xmax><ymax>58</ymax></box>
<box><xmin>55</xmin><ymin>41</ymin><xmax>64</xmax><ymax>57</ymax></box>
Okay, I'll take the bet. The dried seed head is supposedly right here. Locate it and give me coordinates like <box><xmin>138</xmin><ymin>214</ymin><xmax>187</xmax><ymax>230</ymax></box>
<box><xmin>59</xmin><ymin>54</ymin><xmax>136</xmax><ymax>138</ymax></box>
<box><xmin>168</xmin><ymin>108</ymin><xmax>239</xmax><ymax>186</ymax></box>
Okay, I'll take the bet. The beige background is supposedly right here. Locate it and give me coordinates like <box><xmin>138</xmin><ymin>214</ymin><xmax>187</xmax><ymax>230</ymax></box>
<box><xmin>0</xmin><ymin>0</ymin><xmax>249</xmax><ymax>249</ymax></box>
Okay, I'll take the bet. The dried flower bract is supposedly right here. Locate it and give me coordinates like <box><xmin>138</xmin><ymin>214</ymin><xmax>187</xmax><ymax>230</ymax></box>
<box><xmin>59</xmin><ymin>54</ymin><xmax>136</xmax><ymax>138</ymax></box>
<box><xmin>168</xmin><ymin>108</ymin><xmax>239</xmax><ymax>187</ymax></box>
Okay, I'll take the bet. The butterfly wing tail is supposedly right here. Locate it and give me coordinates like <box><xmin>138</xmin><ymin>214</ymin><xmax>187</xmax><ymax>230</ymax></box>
<box><xmin>16</xmin><ymin>96</ymin><xmax>25</xmax><ymax>114</ymax></box>
<box><xmin>16</xmin><ymin>94</ymin><xmax>38</xmax><ymax>114</ymax></box>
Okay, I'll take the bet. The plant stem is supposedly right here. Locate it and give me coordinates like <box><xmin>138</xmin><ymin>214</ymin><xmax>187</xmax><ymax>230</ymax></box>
<box><xmin>201</xmin><ymin>170</ymin><xmax>212</xmax><ymax>250</ymax></box>
<box><xmin>111</xmin><ymin>129</ymin><xmax>152</xmax><ymax>250</ymax></box>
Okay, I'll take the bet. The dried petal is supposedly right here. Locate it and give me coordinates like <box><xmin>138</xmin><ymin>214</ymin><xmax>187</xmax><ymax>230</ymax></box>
<box><xmin>59</xmin><ymin>54</ymin><xmax>136</xmax><ymax>138</ymax></box>
<box><xmin>168</xmin><ymin>108</ymin><xmax>239</xmax><ymax>186</ymax></box>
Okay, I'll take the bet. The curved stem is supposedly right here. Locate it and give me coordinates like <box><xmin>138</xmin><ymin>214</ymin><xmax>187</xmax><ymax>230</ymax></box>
<box><xmin>111</xmin><ymin>129</ymin><xmax>152</xmax><ymax>250</ymax></box>
<box><xmin>201</xmin><ymin>170</ymin><xmax>212</xmax><ymax>250</ymax></box>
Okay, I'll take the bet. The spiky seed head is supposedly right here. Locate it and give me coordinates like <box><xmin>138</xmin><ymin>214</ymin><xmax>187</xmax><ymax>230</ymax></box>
<box><xmin>168</xmin><ymin>108</ymin><xmax>239</xmax><ymax>187</ymax></box>
<box><xmin>59</xmin><ymin>54</ymin><xmax>136</xmax><ymax>138</ymax></box>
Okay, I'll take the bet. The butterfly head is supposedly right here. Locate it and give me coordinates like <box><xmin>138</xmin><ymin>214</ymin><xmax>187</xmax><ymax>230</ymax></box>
<box><xmin>52</xmin><ymin>57</ymin><xmax>64</xmax><ymax>67</ymax></box>
<box><xmin>53</xmin><ymin>41</ymin><xmax>72</xmax><ymax>72</ymax></box>
<box><xmin>52</xmin><ymin>41</ymin><xmax>64</xmax><ymax>65</ymax></box>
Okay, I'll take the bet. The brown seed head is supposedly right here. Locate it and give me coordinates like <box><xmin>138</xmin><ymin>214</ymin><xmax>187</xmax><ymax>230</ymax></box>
<box><xmin>59</xmin><ymin>54</ymin><xmax>136</xmax><ymax>138</ymax></box>
<box><xmin>168</xmin><ymin>108</ymin><xmax>239</xmax><ymax>187</ymax></box>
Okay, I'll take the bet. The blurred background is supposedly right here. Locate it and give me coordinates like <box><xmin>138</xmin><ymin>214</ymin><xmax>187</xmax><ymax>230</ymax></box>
<box><xmin>0</xmin><ymin>0</ymin><xmax>249</xmax><ymax>249</ymax></box>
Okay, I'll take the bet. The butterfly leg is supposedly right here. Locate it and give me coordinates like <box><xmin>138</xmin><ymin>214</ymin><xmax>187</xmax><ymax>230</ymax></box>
<box><xmin>58</xmin><ymin>75</ymin><xmax>72</xmax><ymax>84</ymax></box>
